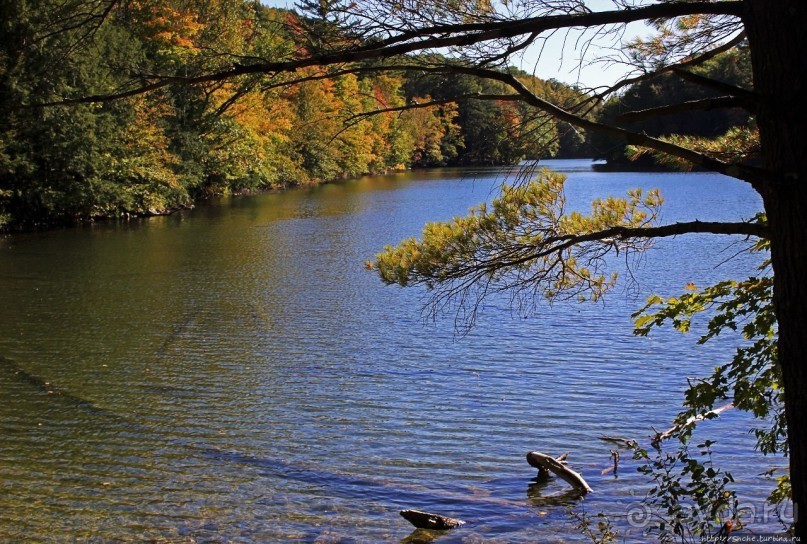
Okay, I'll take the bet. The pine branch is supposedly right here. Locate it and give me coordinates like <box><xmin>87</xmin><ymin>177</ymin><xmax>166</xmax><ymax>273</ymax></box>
<box><xmin>480</xmin><ymin>220</ymin><xmax>768</xmax><ymax>274</ymax></box>
<box><xmin>406</xmin><ymin>220</ymin><xmax>767</xmax><ymax>289</ymax></box>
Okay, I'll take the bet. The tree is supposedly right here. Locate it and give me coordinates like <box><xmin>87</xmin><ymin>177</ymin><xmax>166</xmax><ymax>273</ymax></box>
<box><xmin>202</xmin><ymin>0</ymin><xmax>797</xmax><ymax>535</ymax></box>
<box><xmin>15</xmin><ymin>0</ymin><xmax>807</xmax><ymax>537</ymax></box>
<box><xmin>353</xmin><ymin>3</ymin><xmax>803</xmax><ymax>536</ymax></box>
<box><xmin>0</xmin><ymin>0</ymin><xmax>189</xmax><ymax>224</ymax></box>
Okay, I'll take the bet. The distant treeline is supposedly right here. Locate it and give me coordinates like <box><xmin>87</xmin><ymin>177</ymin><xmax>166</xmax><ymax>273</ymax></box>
<box><xmin>0</xmin><ymin>0</ymin><xmax>751</xmax><ymax>230</ymax></box>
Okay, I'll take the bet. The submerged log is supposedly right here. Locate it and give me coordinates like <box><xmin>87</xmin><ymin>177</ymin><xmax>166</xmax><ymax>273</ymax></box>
<box><xmin>399</xmin><ymin>509</ymin><xmax>465</xmax><ymax>530</ymax></box>
<box><xmin>526</xmin><ymin>483</ymin><xmax>586</xmax><ymax>506</ymax></box>
<box><xmin>651</xmin><ymin>403</ymin><xmax>734</xmax><ymax>446</ymax></box>
<box><xmin>526</xmin><ymin>451</ymin><xmax>593</xmax><ymax>494</ymax></box>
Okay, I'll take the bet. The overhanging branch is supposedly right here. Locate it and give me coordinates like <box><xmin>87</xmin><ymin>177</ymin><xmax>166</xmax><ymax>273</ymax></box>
<box><xmin>347</xmin><ymin>1</ymin><xmax>742</xmax><ymax>54</ymax></box>
<box><xmin>588</xmin><ymin>31</ymin><xmax>748</xmax><ymax>102</ymax></box>
<box><xmin>559</xmin><ymin>219</ymin><xmax>768</xmax><ymax>246</ymax></box>
<box><xmin>616</xmin><ymin>96</ymin><xmax>755</xmax><ymax>123</ymax></box>
<box><xmin>244</xmin><ymin>60</ymin><xmax>772</xmax><ymax>190</ymax></box>
<box><xmin>414</xmin><ymin>65</ymin><xmax>772</xmax><ymax>189</ymax></box>
<box><xmin>378</xmin><ymin>216</ymin><xmax>768</xmax><ymax>324</ymax></box>
<box><xmin>671</xmin><ymin>67</ymin><xmax>757</xmax><ymax>102</ymax></box>
<box><xmin>43</xmin><ymin>1</ymin><xmax>743</xmax><ymax>106</ymax></box>
<box><xmin>502</xmin><ymin>220</ymin><xmax>768</xmax><ymax>270</ymax></box>
<box><xmin>344</xmin><ymin>93</ymin><xmax>521</xmax><ymax>121</ymax></box>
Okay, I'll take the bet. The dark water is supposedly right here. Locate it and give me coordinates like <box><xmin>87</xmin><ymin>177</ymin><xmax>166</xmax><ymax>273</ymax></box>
<box><xmin>0</xmin><ymin>160</ymin><xmax>783</xmax><ymax>542</ymax></box>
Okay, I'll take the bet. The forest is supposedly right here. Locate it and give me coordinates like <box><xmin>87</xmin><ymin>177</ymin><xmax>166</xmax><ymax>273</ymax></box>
<box><xmin>0</xmin><ymin>0</ymin><xmax>749</xmax><ymax>231</ymax></box>
<box><xmin>0</xmin><ymin>0</ymin><xmax>587</xmax><ymax>230</ymax></box>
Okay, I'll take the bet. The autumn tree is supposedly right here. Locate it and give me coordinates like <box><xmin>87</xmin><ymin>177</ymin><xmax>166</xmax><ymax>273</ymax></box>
<box><xmin>1</xmin><ymin>0</ymin><xmax>476</xmax><ymax>225</ymax></box>
<box><xmin>0</xmin><ymin>0</ymin><xmax>187</xmax><ymax>224</ymax></box>
<box><xmin>187</xmin><ymin>0</ymin><xmax>800</xmax><ymax>536</ymax></box>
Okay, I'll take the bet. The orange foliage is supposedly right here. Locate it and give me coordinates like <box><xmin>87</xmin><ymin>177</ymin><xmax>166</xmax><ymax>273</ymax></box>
<box><xmin>131</xmin><ymin>1</ymin><xmax>205</xmax><ymax>51</ymax></box>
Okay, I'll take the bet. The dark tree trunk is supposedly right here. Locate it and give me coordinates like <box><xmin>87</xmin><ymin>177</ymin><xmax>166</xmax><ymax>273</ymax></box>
<box><xmin>745</xmin><ymin>0</ymin><xmax>807</xmax><ymax>537</ymax></box>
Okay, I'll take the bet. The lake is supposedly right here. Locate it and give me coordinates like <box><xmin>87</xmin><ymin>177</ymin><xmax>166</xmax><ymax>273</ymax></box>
<box><xmin>0</xmin><ymin>159</ymin><xmax>783</xmax><ymax>542</ymax></box>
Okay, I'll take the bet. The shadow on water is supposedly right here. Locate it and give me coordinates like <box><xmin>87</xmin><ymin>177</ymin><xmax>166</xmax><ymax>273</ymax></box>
<box><xmin>0</xmin><ymin>354</ymin><xmax>132</xmax><ymax>424</ymax></box>
<box><xmin>0</xmin><ymin>353</ymin><xmax>566</xmax><ymax>530</ymax></box>
<box><xmin>526</xmin><ymin>476</ymin><xmax>586</xmax><ymax>507</ymax></box>
<box><xmin>401</xmin><ymin>527</ymin><xmax>448</xmax><ymax>544</ymax></box>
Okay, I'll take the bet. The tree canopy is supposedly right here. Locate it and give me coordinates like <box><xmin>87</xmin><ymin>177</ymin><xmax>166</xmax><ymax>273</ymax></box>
<box><xmin>0</xmin><ymin>0</ymin><xmax>590</xmax><ymax>229</ymax></box>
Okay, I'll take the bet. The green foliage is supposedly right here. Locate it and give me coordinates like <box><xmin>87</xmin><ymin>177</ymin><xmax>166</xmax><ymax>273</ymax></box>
<box><xmin>634</xmin><ymin>440</ymin><xmax>739</xmax><ymax>543</ymax></box>
<box><xmin>569</xmin><ymin>510</ymin><xmax>619</xmax><ymax>544</ymax></box>
<box><xmin>633</xmin><ymin>238</ymin><xmax>783</xmax><ymax>454</ymax></box>
<box><xmin>577</xmin><ymin>442</ymin><xmax>742</xmax><ymax>544</ymax></box>
<box><xmin>633</xmin><ymin>236</ymin><xmax>791</xmax><ymax>519</ymax></box>
<box><xmin>0</xmin><ymin>3</ymin><xmax>187</xmax><ymax>225</ymax></box>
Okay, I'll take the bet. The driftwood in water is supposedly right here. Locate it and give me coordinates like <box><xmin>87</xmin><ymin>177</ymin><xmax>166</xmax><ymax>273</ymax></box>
<box><xmin>598</xmin><ymin>436</ymin><xmax>636</xmax><ymax>449</ymax></box>
<box><xmin>399</xmin><ymin>509</ymin><xmax>465</xmax><ymax>530</ymax></box>
<box><xmin>651</xmin><ymin>403</ymin><xmax>734</xmax><ymax>446</ymax></box>
<box><xmin>526</xmin><ymin>451</ymin><xmax>593</xmax><ymax>494</ymax></box>
<box><xmin>533</xmin><ymin>451</ymin><xmax>568</xmax><ymax>480</ymax></box>
<box><xmin>608</xmin><ymin>449</ymin><xmax>620</xmax><ymax>475</ymax></box>
<box><xmin>599</xmin><ymin>448</ymin><xmax>623</xmax><ymax>476</ymax></box>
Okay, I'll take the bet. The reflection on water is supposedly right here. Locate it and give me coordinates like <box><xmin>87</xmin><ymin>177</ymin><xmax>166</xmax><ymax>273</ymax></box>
<box><xmin>0</xmin><ymin>160</ymin><xmax>780</xmax><ymax>542</ymax></box>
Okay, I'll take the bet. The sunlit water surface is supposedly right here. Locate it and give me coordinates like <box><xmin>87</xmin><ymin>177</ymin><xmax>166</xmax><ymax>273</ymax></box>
<box><xmin>0</xmin><ymin>160</ymin><xmax>783</xmax><ymax>542</ymax></box>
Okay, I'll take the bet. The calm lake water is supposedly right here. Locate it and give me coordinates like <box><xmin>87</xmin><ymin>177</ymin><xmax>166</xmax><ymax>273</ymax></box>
<box><xmin>0</xmin><ymin>159</ymin><xmax>783</xmax><ymax>542</ymax></box>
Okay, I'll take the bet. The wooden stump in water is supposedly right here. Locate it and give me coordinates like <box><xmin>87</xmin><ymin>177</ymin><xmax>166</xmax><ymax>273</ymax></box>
<box><xmin>526</xmin><ymin>451</ymin><xmax>593</xmax><ymax>494</ymax></box>
<box><xmin>399</xmin><ymin>509</ymin><xmax>465</xmax><ymax>530</ymax></box>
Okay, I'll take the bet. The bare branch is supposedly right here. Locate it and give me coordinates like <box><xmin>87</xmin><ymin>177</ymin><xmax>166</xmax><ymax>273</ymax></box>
<box><xmin>671</xmin><ymin>67</ymin><xmax>757</xmax><ymax>101</ymax></box>
<box><xmin>344</xmin><ymin>93</ymin><xmax>520</xmax><ymax>121</ymax></box>
<box><xmin>35</xmin><ymin>0</ymin><xmax>118</xmax><ymax>43</ymax></box>
<box><xmin>478</xmin><ymin>32</ymin><xmax>538</xmax><ymax>67</ymax></box>
<box><xmin>418</xmin><ymin>65</ymin><xmax>772</xmax><ymax>189</ymax></box>
<box><xmin>328</xmin><ymin>91</ymin><xmax>527</xmax><ymax>144</ymax></box>
<box><xmin>587</xmin><ymin>31</ymin><xmax>748</xmax><ymax>102</ymax></box>
<box><xmin>350</xmin><ymin>1</ymin><xmax>742</xmax><ymax>53</ymax></box>
<box><xmin>616</xmin><ymin>96</ymin><xmax>756</xmax><ymax>123</ymax></box>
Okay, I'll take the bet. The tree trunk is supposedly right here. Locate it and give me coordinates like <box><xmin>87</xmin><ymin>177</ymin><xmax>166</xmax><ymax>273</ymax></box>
<box><xmin>744</xmin><ymin>0</ymin><xmax>807</xmax><ymax>537</ymax></box>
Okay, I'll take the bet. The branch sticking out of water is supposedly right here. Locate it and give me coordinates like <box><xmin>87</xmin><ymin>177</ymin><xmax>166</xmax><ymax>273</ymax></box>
<box><xmin>399</xmin><ymin>509</ymin><xmax>465</xmax><ymax>530</ymax></box>
<box><xmin>527</xmin><ymin>451</ymin><xmax>593</xmax><ymax>494</ymax></box>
